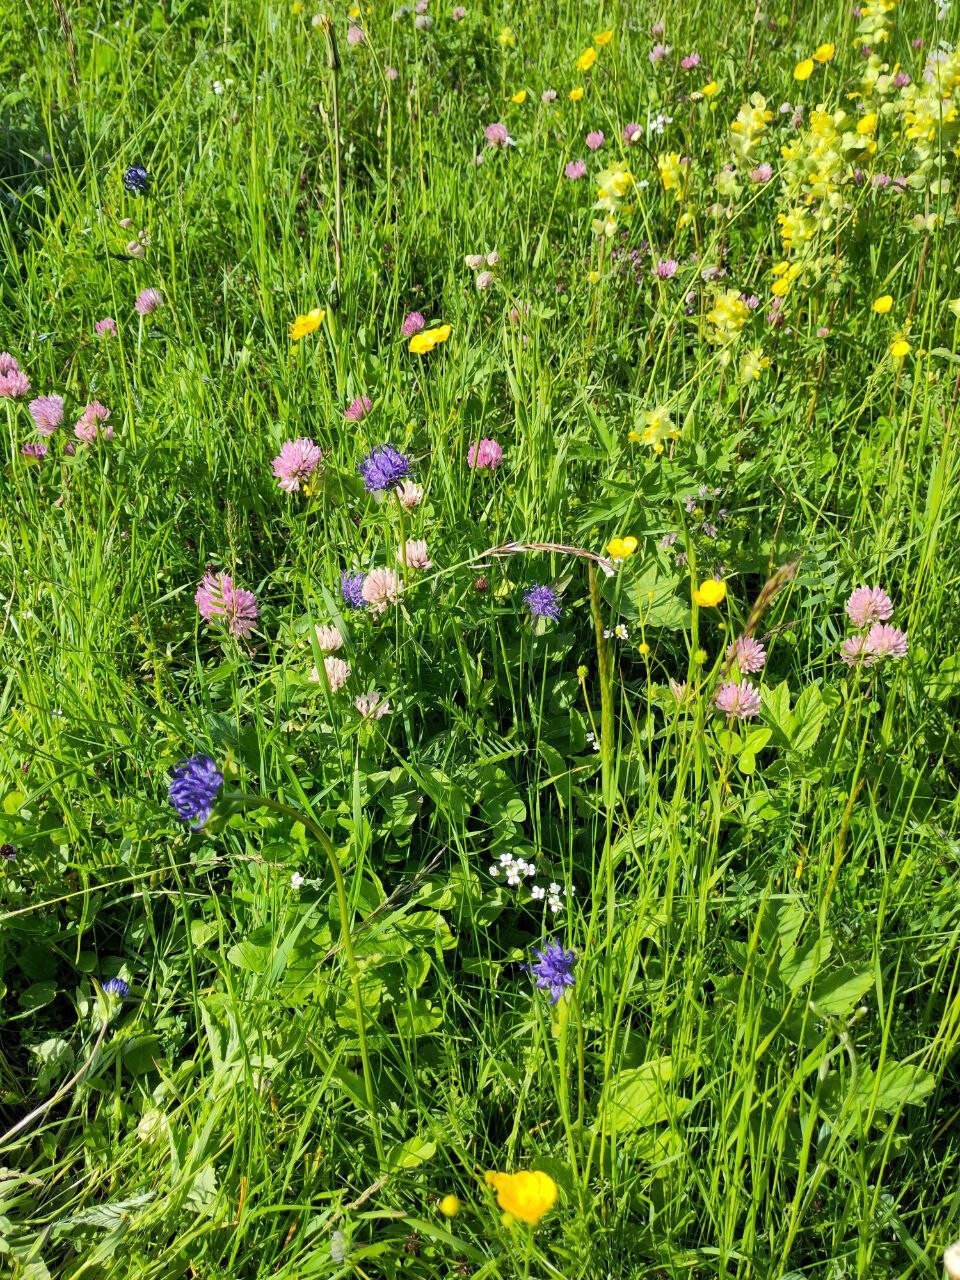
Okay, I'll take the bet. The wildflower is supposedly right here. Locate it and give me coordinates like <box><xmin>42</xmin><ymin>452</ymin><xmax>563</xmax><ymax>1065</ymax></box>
<box><xmin>401</xmin><ymin>311</ymin><xmax>425</xmax><ymax>337</ymax></box>
<box><xmin>623</xmin><ymin>122</ymin><xmax>642</xmax><ymax>143</ymax></box>
<box><xmin>586</xmin><ymin>129</ymin><xmax>605</xmax><ymax>150</ymax></box>
<box><xmin>715</xmin><ymin>680</ymin><xmax>762</xmax><ymax>719</ymax></box>
<box><xmin>726</xmin><ymin>635</ymin><xmax>766</xmax><ymax>673</ymax></box>
<box><xmin>654</xmin><ymin>258</ymin><xmax>679</xmax><ymax>279</ymax></box>
<box><xmin>890</xmin><ymin>336</ymin><xmax>911</xmax><ymax>359</ymax></box>
<box><xmin>496</xmin><ymin>25</ymin><xmax>515</xmax><ymax>46</ymax></box>
<box><xmin>386</xmin><ymin>66</ymin><xmax>398</xmax><ymax>79</ymax></box>
<box><xmin>398</xmin><ymin>539</ymin><xmax>431</xmax><ymax>570</ymax></box>
<box><xmin>395</xmin><ymin>479</ymin><xmax>424</xmax><ymax>508</ymax></box>
<box><xmin>650</xmin><ymin>20</ymin><xmax>665</xmax><ymax>35</ymax></box>
<box><xmin>706</xmin><ymin>288</ymin><xmax>749</xmax><ymax>348</ymax></box>
<box><xmin>485</xmin><ymin>1170</ymin><xmax>558</xmax><ymax>1225</ymax></box>
<box><xmin>408</xmin><ymin>324</ymin><xmax>451</xmax><ymax>354</ymax></box>
<box><xmin>272</xmin><ymin>438</ymin><xmax>323</xmax><ymax>493</ymax></box>
<box><xmin>344</xmin><ymin>395</ymin><xmax>373</xmax><ymax>421</ymax></box>
<box><xmin>569</xmin><ymin>86</ymin><xmax>584</xmax><ymax>101</ymax></box>
<box><xmin>530</xmin><ymin>939</ymin><xmax>576</xmax><ymax>1003</ymax></box>
<box><xmin>576</xmin><ymin>47</ymin><xmax>597</xmax><ymax>72</ymax></box>
<box><xmin>168</xmin><ymin>755</ymin><xmax>223</xmax><ymax>827</ymax></box>
<box><xmin>346</xmin><ymin>23</ymin><xmax>364</xmax><ymax>43</ymax></box>
<box><xmin>813</xmin><ymin>42</ymin><xmax>835</xmax><ymax>62</ymax></box>
<box><xmin>669</xmin><ymin>677</ymin><xmax>689</xmax><ymax>702</ymax></box>
<box><xmin>314</xmin><ymin>624</ymin><xmax>343</xmax><ymax>653</ymax></box>
<box><xmin>28</xmin><ymin>395</ymin><xmax>64</xmax><ymax>435</ymax></box>
<box><xmin>291</xmin><ymin>872</ymin><xmax>305</xmax><ymax>889</ymax></box>
<box><xmin>355</xmin><ymin>691</ymin><xmax>391</xmax><ymax>718</ymax></box>
<box><xmin>794</xmin><ymin>57</ymin><xmax>815</xmax><ymax>81</ymax></box>
<box><xmin>102</xmin><ymin>977</ymin><xmax>131</xmax><ymax>997</ymax></box>
<box><xmin>74</xmin><ymin>401</ymin><xmax>113</xmax><ymax>443</ymax></box>
<box><xmin>541</xmin><ymin>88</ymin><xmax>557</xmax><ymax>102</ymax></box>
<box><xmin>475</xmin><ymin>270</ymin><xmax>495</xmax><ymax>290</ymax></box>
<box><xmin>649</xmin><ymin>43</ymin><xmax>671</xmax><ymax>64</ymax></box>
<box><xmin>341</xmin><ymin>571</ymin><xmax>368</xmax><ymax>610</ymax></box>
<box><xmin>122</xmin><ymin>164</ymin><xmax>151</xmax><ymax>194</ymax></box>
<box><xmin>134</xmin><ymin>288</ymin><xmax>163</xmax><ymax>316</ymax></box>
<box><xmin>564</xmin><ymin>159</ymin><xmax>587</xmax><ymax>179</ymax></box>
<box><xmin>739</xmin><ymin>346</ymin><xmax>770</xmax><ymax>384</ymax></box>
<box><xmin>413</xmin><ymin>11</ymin><xmax>431</xmax><ymax>27</ymax></box>
<box><xmin>467</xmin><ymin>438</ymin><xmax>503</xmax><ymax>470</ymax></box>
<box><xmin>452</xmin><ymin>5</ymin><xmax>465</xmax><ymax>17</ymax></box>
<box><xmin>693</xmin><ymin>578</ymin><xmax>726</xmax><ymax>607</ymax></box>
<box><xmin>607</xmin><ymin>536</ymin><xmax>638</xmax><ymax>560</ymax></box>
<box><xmin>637</xmin><ymin>405</ymin><xmax>679</xmax><ymax>454</ymax></box>
<box><xmin>864</xmin><ymin>622</ymin><xmax>908</xmax><ymax>662</ymax></box>
<box><xmin>94</xmin><ymin>317</ymin><xmax>117</xmax><ymax>336</ymax></box>
<box><xmin>873</xmin><ymin>294</ymin><xmax>893</xmax><ymax>313</ymax></box>
<box><xmin>0</xmin><ymin>353</ymin><xmax>29</xmax><ymax>399</ymax></box>
<box><xmin>846</xmin><ymin>585</ymin><xmax>893</xmax><ymax>628</ymax></box>
<box><xmin>21</xmin><ymin>441</ymin><xmax>47</xmax><ymax>460</ymax></box>
<box><xmin>749</xmin><ymin>162</ymin><xmax>773</xmax><ymax>182</ymax></box>
<box><xmin>511</xmin><ymin>89</ymin><xmax>527</xmax><ymax>105</ymax></box>
<box><xmin>840</xmin><ymin>634</ymin><xmax>869</xmax><ymax>665</ymax></box>
<box><xmin>439</xmin><ymin>1195</ymin><xmax>460</xmax><ymax>1218</ymax></box>
<box><xmin>657</xmin><ymin>151</ymin><xmax>684</xmax><ymax>192</ymax></box>
<box><xmin>290</xmin><ymin>308</ymin><xmax>324</xmax><ymax>340</ymax></box>
<box><xmin>360</xmin><ymin>444</ymin><xmax>411</xmax><ymax>492</ymax></box>
<box><xmin>594</xmin><ymin>29</ymin><xmax>612</xmax><ymax>45</ymax></box>
<box><xmin>680</xmin><ymin>52</ymin><xmax>701</xmax><ymax>69</ymax></box>
<box><xmin>484</xmin><ymin>121</ymin><xmax>511</xmax><ymax>147</ymax></box>
<box><xmin>194</xmin><ymin>570</ymin><xmax>258</xmax><ymax>638</ymax></box>
<box><xmin>524</xmin><ymin>584</ymin><xmax>561</xmax><ymax>620</ymax></box>
<box><xmin>943</xmin><ymin>1242</ymin><xmax>960</xmax><ymax>1280</ymax></box>
<box><xmin>311</xmin><ymin>655</ymin><xmax>350</xmax><ymax>690</ymax></box>
<box><xmin>362</xmin><ymin>567</ymin><xmax>401</xmax><ymax>611</ymax></box>
<box><xmin>701</xmin><ymin>80</ymin><xmax>718</xmax><ymax>97</ymax></box>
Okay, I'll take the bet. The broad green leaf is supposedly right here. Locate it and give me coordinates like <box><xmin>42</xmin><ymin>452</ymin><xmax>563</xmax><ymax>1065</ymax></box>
<box><xmin>604</xmin><ymin>1057</ymin><xmax>680</xmax><ymax>1131</ymax></box>
<box><xmin>385</xmin><ymin>1136</ymin><xmax>436</xmax><ymax>1171</ymax></box>
<box><xmin>811</xmin><ymin>967</ymin><xmax>873</xmax><ymax>1017</ymax></box>
<box><xmin>857</xmin><ymin>1062</ymin><xmax>936</xmax><ymax>1113</ymax></box>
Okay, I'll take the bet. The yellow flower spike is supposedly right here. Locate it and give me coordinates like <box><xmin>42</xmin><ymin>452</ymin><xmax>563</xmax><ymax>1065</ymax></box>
<box><xmin>607</xmin><ymin>536</ymin><xmax>638</xmax><ymax>560</ymax></box>
<box><xmin>576</xmin><ymin>46</ymin><xmax>597</xmax><ymax>72</ymax></box>
<box><xmin>890</xmin><ymin>336</ymin><xmax>911</xmax><ymax>359</ymax></box>
<box><xmin>289</xmin><ymin>307</ymin><xmax>324</xmax><ymax>340</ymax></box>
<box><xmin>813</xmin><ymin>42</ymin><xmax>835</xmax><ymax>62</ymax></box>
<box><xmin>439</xmin><ymin>1195</ymin><xmax>460</xmax><ymax>1218</ymax></box>
<box><xmin>408</xmin><ymin>324</ymin><xmax>452</xmax><ymax>354</ymax></box>
<box><xmin>872</xmin><ymin>294</ymin><xmax>893</xmax><ymax>313</ymax></box>
<box><xmin>693</xmin><ymin>578</ymin><xmax>727</xmax><ymax>607</ymax></box>
<box><xmin>593</xmin><ymin>29</ymin><xmax>613</xmax><ymax>46</ymax></box>
<box><xmin>569</xmin><ymin>85</ymin><xmax>584</xmax><ymax>101</ymax></box>
<box><xmin>794</xmin><ymin>57</ymin><xmax>815</xmax><ymax>81</ymax></box>
<box><xmin>485</xmin><ymin>1171</ymin><xmax>558</xmax><ymax>1226</ymax></box>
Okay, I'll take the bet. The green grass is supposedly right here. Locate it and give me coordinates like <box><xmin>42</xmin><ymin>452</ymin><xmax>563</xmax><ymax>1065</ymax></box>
<box><xmin>3</xmin><ymin>0</ymin><xmax>960</xmax><ymax>1276</ymax></box>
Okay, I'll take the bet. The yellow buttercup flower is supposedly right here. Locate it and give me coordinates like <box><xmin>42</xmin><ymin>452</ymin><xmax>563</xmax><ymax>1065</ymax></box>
<box><xmin>348</xmin><ymin>4</ymin><xmax>361</xmax><ymax>16</ymax></box>
<box><xmin>594</xmin><ymin>29</ymin><xmax>613</xmax><ymax>45</ymax></box>
<box><xmin>569</xmin><ymin>86</ymin><xmax>584</xmax><ymax>101</ymax></box>
<box><xmin>813</xmin><ymin>42</ymin><xmax>835</xmax><ymax>62</ymax></box>
<box><xmin>292</xmin><ymin>1</ymin><xmax>304</xmax><ymax>12</ymax></box>
<box><xmin>409</xmin><ymin>324</ymin><xmax>452</xmax><ymax>354</ymax></box>
<box><xmin>576</xmin><ymin>46</ymin><xmax>597</xmax><ymax>72</ymax></box>
<box><xmin>485</xmin><ymin>1171</ymin><xmax>558</xmax><ymax>1225</ymax></box>
<box><xmin>701</xmin><ymin>80</ymin><xmax>719</xmax><ymax>97</ymax></box>
<box><xmin>439</xmin><ymin>1195</ymin><xmax>460</xmax><ymax>1218</ymax></box>
<box><xmin>890</xmin><ymin>336</ymin><xmax>911</xmax><ymax>359</ymax></box>
<box><xmin>873</xmin><ymin>294</ymin><xmax>893</xmax><ymax>313</ymax></box>
<box><xmin>607</xmin><ymin>536</ymin><xmax>638</xmax><ymax>560</ymax></box>
<box><xmin>497</xmin><ymin>25</ymin><xmax>515</xmax><ymax>47</ymax></box>
<box><xmin>512</xmin><ymin>89</ymin><xmax>527</xmax><ymax>104</ymax></box>
<box><xmin>693</xmin><ymin>578</ymin><xmax>727</xmax><ymax>607</ymax></box>
<box><xmin>289</xmin><ymin>307</ymin><xmax>324</xmax><ymax>340</ymax></box>
<box><xmin>794</xmin><ymin>58</ymin><xmax>815</xmax><ymax>81</ymax></box>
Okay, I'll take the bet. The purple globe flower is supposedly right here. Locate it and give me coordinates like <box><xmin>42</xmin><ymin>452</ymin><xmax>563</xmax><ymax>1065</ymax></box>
<box><xmin>341</xmin><ymin>571</ymin><xmax>368</xmax><ymax>610</ymax></box>
<box><xmin>360</xmin><ymin>444</ymin><xmax>411</xmax><ymax>492</ymax></box>
<box><xmin>530</xmin><ymin>940</ymin><xmax>576</xmax><ymax>1004</ymax></box>
<box><xmin>122</xmin><ymin>164</ymin><xmax>151</xmax><ymax>194</ymax></box>
<box><xmin>102</xmin><ymin>977</ymin><xmax>131</xmax><ymax>997</ymax></box>
<box><xmin>168</xmin><ymin>755</ymin><xmax>223</xmax><ymax>828</ymax></box>
<box><xmin>524</xmin><ymin>584</ymin><xmax>561</xmax><ymax>620</ymax></box>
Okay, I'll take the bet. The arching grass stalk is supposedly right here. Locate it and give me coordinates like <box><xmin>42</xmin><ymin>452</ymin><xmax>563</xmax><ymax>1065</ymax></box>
<box><xmin>222</xmin><ymin>791</ymin><xmax>384</xmax><ymax>1165</ymax></box>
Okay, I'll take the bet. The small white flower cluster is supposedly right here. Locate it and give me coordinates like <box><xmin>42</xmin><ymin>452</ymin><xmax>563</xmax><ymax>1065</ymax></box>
<box><xmin>603</xmin><ymin>623</ymin><xmax>629</xmax><ymax>640</ymax></box>
<box><xmin>585</xmin><ymin>730</ymin><xmax>601</xmax><ymax>752</ymax></box>
<box><xmin>488</xmin><ymin>855</ymin><xmax>574</xmax><ymax>914</ymax></box>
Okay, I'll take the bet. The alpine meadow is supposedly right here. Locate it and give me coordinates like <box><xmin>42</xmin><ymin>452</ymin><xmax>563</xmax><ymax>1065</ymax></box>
<box><xmin>4</xmin><ymin>0</ymin><xmax>960</xmax><ymax>1276</ymax></box>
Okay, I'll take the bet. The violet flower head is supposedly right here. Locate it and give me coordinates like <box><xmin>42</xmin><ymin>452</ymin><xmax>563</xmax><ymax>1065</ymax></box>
<box><xmin>102</xmin><ymin>977</ymin><xmax>131</xmax><ymax>997</ymax></box>
<box><xmin>623</xmin><ymin>123</ymin><xmax>642</xmax><ymax>144</ymax></box>
<box><xmin>654</xmin><ymin>258</ymin><xmax>679</xmax><ymax>279</ymax></box>
<box><xmin>680</xmin><ymin>51</ymin><xmax>701</xmax><ymax>69</ymax></box>
<box><xmin>21</xmin><ymin>441</ymin><xmax>48</xmax><ymax>459</ymax></box>
<box><xmin>341</xmin><ymin>571</ymin><xmax>368</xmax><ymax>610</ymax></box>
<box><xmin>467</xmin><ymin>438</ymin><xmax>503</xmax><ymax>470</ymax></box>
<box><xmin>840</xmin><ymin>634</ymin><xmax>869</xmax><ymax>666</ymax></box>
<box><xmin>74</xmin><ymin>401</ymin><xmax>113</xmax><ymax>444</ymax></box>
<box><xmin>715</xmin><ymin>680</ymin><xmax>762</xmax><ymax>719</ymax></box>
<box><xmin>649</xmin><ymin>43</ymin><xmax>671</xmax><ymax>64</ymax></box>
<box><xmin>29</xmin><ymin>395</ymin><xmax>64</xmax><ymax>435</ymax></box>
<box><xmin>865</xmin><ymin>622</ymin><xmax>908</xmax><ymax>663</ymax></box>
<box><xmin>0</xmin><ymin>353</ymin><xmax>29</xmax><ymax>399</ymax></box>
<box><xmin>726</xmin><ymin>635</ymin><xmax>766</xmax><ymax>674</ymax></box>
<box><xmin>564</xmin><ymin>159</ymin><xmax>587</xmax><ymax>180</ymax></box>
<box><xmin>346</xmin><ymin>24</ymin><xmax>365</xmax><ymax>44</ymax></box>
<box><xmin>530</xmin><ymin>939</ymin><xmax>576</xmax><ymax>1004</ymax></box>
<box><xmin>846</xmin><ymin>585</ymin><xmax>893</xmax><ymax>628</ymax></box>
<box><xmin>168</xmin><ymin>754</ymin><xmax>223</xmax><ymax>828</ymax></box>
<box><xmin>344</xmin><ymin>395</ymin><xmax>373</xmax><ymax>422</ymax></box>
<box><xmin>360</xmin><ymin>443</ymin><xmax>411</xmax><ymax>492</ymax></box>
<box><xmin>134</xmin><ymin>287</ymin><xmax>163</xmax><ymax>316</ymax></box>
<box><xmin>195</xmin><ymin>572</ymin><xmax>259</xmax><ymax>638</ymax></box>
<box><xmin>401</xmin><ymin>311</ymin><xmax>426</xmax><ymax>337</ymax></box>
<box><xmin>484</xmin><ymin>122</ymin><xmax>511</xmax><ymax>148</ymax></box>
<box><xmin>524</xmin><ymin>584</ymin><xmax>561</xmax><ymax>620</ymax></box>
<box><xmin>272</xmin><ymin>438</ymin><xmax>323</xmax><ymax>493</ymax></box>
<box><xmin>95</xmin><ymin>317</ymin><xmax>117</xmax><ymax>337</ymax></box>
<box><xmin>585</xmin><ymin>130</ymin><xmax>605</xmax><ymax>151</ymax></box>
<box><xmin>122</xmin><ymin>164</ymin><xmax>151</xmax><ymax>195</ymax></box>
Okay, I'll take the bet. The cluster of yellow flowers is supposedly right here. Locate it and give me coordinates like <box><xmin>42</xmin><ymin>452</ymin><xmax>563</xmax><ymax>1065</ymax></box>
<box><xmin>705</xmin><ymin>289</ymin><xmax>750</xmax><ymax>362</ymax></box>
<box><xmin>629</xmin><ymin>406</ymin><xmax>679</xmax><ymax>454</ymax></box>
<box><xmin>729</xmin><ymin>93</ymin><xmax>773</xmax><ymax>162</ymax></box>
<box><xmin>592</xmin><ymin>162</ymin><xmax>635</xmax><ymax>237</ymax></box>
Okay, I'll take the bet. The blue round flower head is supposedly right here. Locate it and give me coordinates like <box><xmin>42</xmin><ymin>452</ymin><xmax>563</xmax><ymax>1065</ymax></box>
<box><xmin>168</xmin><ymin>754</ymin><xmax>223</xmax><ymax>828</ymax></box>
<box><xmin>524</xmin><ymin>584</ymin><xmax>561</xmax><ymax>620</ymax></box>
<box><xmin>360</xmin><ymin>444</ymin><xmax>411</xmax><ymax>493</ymax></box>
<box><xmin>341</xmin><ymin>570</ymin><xmax>368</xmax><ymax>610</ymax></box>
<box><xmin>102</xmin><ymin>977</ymin><xmax>130</xmax><ymax>998</ymax></box>
<box><xmin>122</xmin><ymin>164</ymin><xmax>151</xmax><ymax>195</ymax></box>
<box><xmin>530</xmin><ymin>940</ymin><xmax>576</xmax><ymax>1004</ymax></box>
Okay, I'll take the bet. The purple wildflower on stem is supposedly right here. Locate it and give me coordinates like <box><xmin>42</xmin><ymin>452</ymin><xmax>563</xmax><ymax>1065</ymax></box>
<box><xmin>467</xmin><ymin>438</ymin><xmax>503</xmax><ymax>470</ymax></box>
<box><xmin>484</xmin><ymin>122</ymin><xmax>511</xmax><ymax>147</ymax></box>
<box><xmin>344</xmin><ymin>395</ymin><xmax>373</xmax><ymax>422</ymax></box>
<box><xmin>585</xmin><ymin>130</ymin><xmax>605</xmax><ymax>151</ymax></box>
<box><xmin>341</xmin><ymin>571</ymin><xmax>368</xmax><ymax>610</ymax></box>
<box><xmin>726</xmin><ymin>636</ymin><xmax>766</xmax><ymax>674</ymax></box>
<box><xmin>102</xmin><ymin>977</ymin><xmax>131</xmax><ymax>997</ymax></box>
<box><xmin>654</xmin><ymin>259</ymin><xmax>679</xmax><ymax>279</ymax></box>
<box><xmin>530</xmin><ymin>940</ymin><xmax>576</xmax><ymax>1004</ymax></box>
<box><xmin>401</xmin><ymin>311</ymin><xmax>425</xmax><ymax>337</ymax></box>
<box><xmin>524</xmin><ymin>584</ymin><xmax>561</xmax><ymax>620</ymax></box>
<box><xmin>864</xmin><ymin>623</ymin><xmax>908</xmax><ymax>662</ymax></box>
<box><xmin>134</xmin><ymin>288</ymin><xmax>163</xmax><ymax>316</ymax></box>
<box><xmin>168</xmin><ymin>754</ymin><xmax>223</xmax><ymax>827</ymax></box>
<box><xmin>272</xmin><ymin>438</ymin><xmax>323</xmax><ymax>493</ymax></box>
<box><xmin>0</xmin><ymin>353</ymin><xmax>29</xmax><ymax>399</ymax></box>
<box><xmin>623</xmin><ymin>123</ymin><xmax>642</xmax><ymax>144</ymax></box>
<box><xmin>846</xmin><ymin>585</ymin><xmax>893</xmax><ymax>628</ymax></box>
<box><xmin>21</xmin><ymin>441</ymin><xmax>48</xmax><ymax>460</ymax></box>
<box><xmin>360</xmin><ymin>443</ymin><xmax>411</xmax><ymax>492</ymax></box>
<box><xmin>715</xmin><ymin>680</ymin><xmax>762</xmax><ymax>719</ymax></box>
<box><xmin>95</xmin><ymin>317</ymin><xmax>117</xmax><ymax>337</ymax></box>
<box><xmin>564</xmin><ymin>159</ymin><xmax>587</xmax><ymax>180</ymax></box>
<box><xmin>28</xmin><ymin>395</ymin><xmax>64</xmax><ymax>435</ymax></box>
<box><xmin>195</xmin><ymin>572</ymin><xmax>259</xmax><ymax>638</ymax></box>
